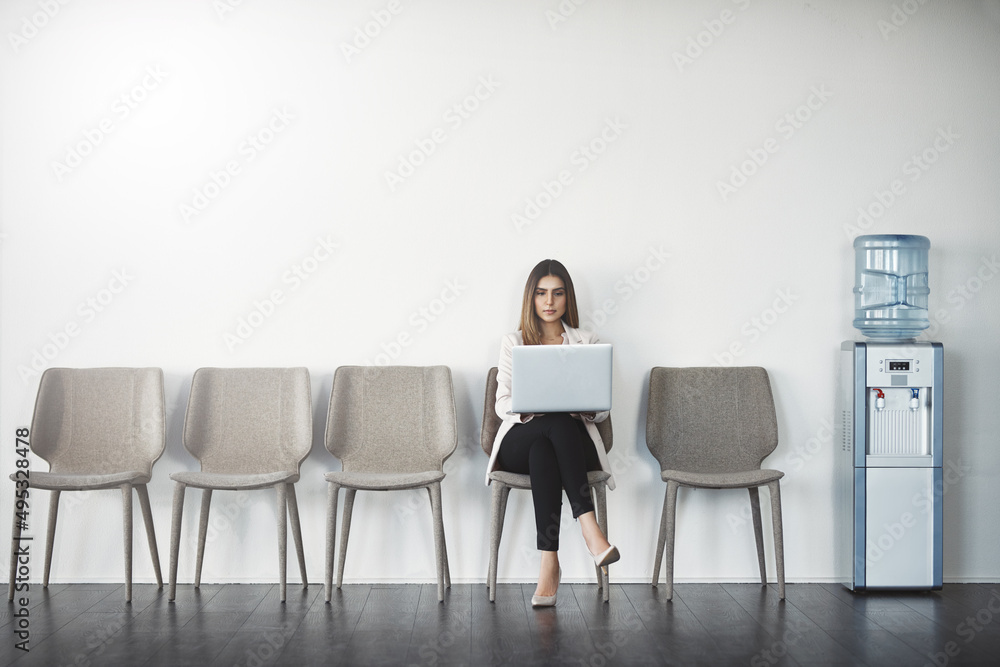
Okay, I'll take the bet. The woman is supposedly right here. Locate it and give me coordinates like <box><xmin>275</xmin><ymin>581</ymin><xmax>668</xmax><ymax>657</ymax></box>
<box><xmin>486</xmin><ymin>259</ymin><xmax>619</xmax><ymax>607</ymax></box>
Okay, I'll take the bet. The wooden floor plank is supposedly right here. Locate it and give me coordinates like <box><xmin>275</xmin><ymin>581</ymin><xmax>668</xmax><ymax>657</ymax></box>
<box><xmin>674</xmin><ymin>583</ymin><xmax>800</xmax><ymax>666</ymax></box>
<box><xmin>406</xmin><ymin>583</ymin><xmax>472</xmax><ymax>664</ymax></box>
<box><xmin>721</xmin><ymin>583</ymin><xmax>864</xmax><ymax>666</ymax></box>
<box><xmin>469</xmin><ymin>581</ymin><xmax>534</xmax><ymax>665</ymax></box>
<box><xmin>621</xmin><ymin>583</ymin><xmax>727</xmax><ymax>665</ymax></box>
<box><xmin>2</xmin><ymin>582</ymin><xmax>998</xmax><ymax>666</ymax></box>
<box><xmin>786</xmin><ymin>583</ymin><xmax>929</xmax><ymax>665</ymax></box>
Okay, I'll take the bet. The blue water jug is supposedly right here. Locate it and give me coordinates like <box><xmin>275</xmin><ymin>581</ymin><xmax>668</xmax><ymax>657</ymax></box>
<box><xmin>853</xmin><ymin>234</ymin><xmax>930</xmax><ymax>340</ymax></box>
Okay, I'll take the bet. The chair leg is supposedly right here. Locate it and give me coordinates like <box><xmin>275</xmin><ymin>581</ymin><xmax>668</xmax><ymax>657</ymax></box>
<box><xmin>427</xmin><ymin>482</ymin><xmax>447</xmax><ymax>602</ymax></box>
<box><xmin>120</xmin><ymin>484</ymin><xmax>134</xmax><ymax>603</ymax></box>
<box><xmin>440</xmin><ymin>503</ymin><xmax>451</xmax><ymax>590</ymax></box>
<box><xmin>664</xmin><ymin>481</ymin><xmax>680</xmax><ymax>600</ymax></box>
<box><xmin>768</xmin><ymin>481</ymin><xmax>786</xmax><ymax>600</ymax></box>
<box><xmin>748</xmin><ymin>487</ymin><xmax>767</xmax><ymax>586</ymax></box>
<box><xmin>43</xmin><ymin>490</ymin><xmax>60</xmax><ymax>588</ymax></box>
<box><xmin>325</xmin><ymin>483</ymin><xmax>340</xmax><ymax>602</ymax></box>
<box><xmin>425</xmin><ymin>485</ymin><xmax>449</xmax><ymax>592</ymax></box>
<box><xmin>194</xmin><ymin>489</ymin><xmax>213</xmax><ymax>589</ymax></box>
<box><xmin>8</xmin><ymin>491</ymin><xmax>24</xmax><ymax>601</ymax></box>
<box><xmin>442</xmin><ymin>533</ymin><xmax>452</xmax><ymax>589</ymax></box>
<box><xmin>286</xmin><ymin>484</ymin><xmax>307</xmax><ymax>589</ymax></box>
<box><xmin>275</xmin><ymin>483</ymin><xmax>288</xmax><ymax>602</ymax></box>
<box><xmin>487</xmin><ymin>483</ymin><xmax>509</xmax><ymax>602</ymax></box>
<box><xmin>652</xmin><ymin>481</ymin><xmax>679</xmax><ymax>600</ymax></box>
<box><xmin>135</xmin><ymin>485</ymin><xmax>163</xmax><ymax>589</ymax></box>
<box><xmin>651</xmin><ymin>484</ymin><xmax>667</xmax><ymax>587</ymax></box>
<box><xmin>590</xmin><ymin>487</ymin><xmax>602</xmax><ymax>588</ymax></box>
<box><xmin>336</xmin><ymin>489</ymin><xmax>356</xmax><ymax>589</ymax></box>
<box><xmin>497</xmin><ymin>485</ymin><xmax>510</xmax><ymax>589</ymax></box>
<box><xmin>593</xmin><ymin>483</ymin><xmax>610</xmax><ymax>603</ymax></box>
<box><xmin>168</xmin><ymin>482</ymin><xmax>186</xmax><ymax>601</ymax></box>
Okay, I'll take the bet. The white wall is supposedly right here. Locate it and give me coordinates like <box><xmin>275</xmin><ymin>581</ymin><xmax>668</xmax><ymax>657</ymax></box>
<box><xmin>2</xmin><ymin>0</ymin><xmax>998</xmax><ymax>587</ymax></box>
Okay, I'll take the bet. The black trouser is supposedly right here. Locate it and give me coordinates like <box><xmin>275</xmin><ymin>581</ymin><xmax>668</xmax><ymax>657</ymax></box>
<box><xmin>497</xmin><ymin>413</ymin><xmax>601</xmax><ymax>551</ymax></box>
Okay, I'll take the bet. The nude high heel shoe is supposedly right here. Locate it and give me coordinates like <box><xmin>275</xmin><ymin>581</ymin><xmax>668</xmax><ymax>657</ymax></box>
<box><xmin>531</xmin><ymin>567</ymin><xmax>561</xmax><ymax>607</ymax></box>
<box><xmin>592</xmin><ymin>544</ymin><xmax>620</xmax><ymax>574</ymax></box>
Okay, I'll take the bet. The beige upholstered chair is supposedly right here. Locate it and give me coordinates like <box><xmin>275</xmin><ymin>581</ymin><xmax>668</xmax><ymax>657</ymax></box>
<box><xmin>7</xmin><ymin>368</ymin><xmax>165</xmax><ymax>602</ymax></box>
<box><xmin>324</xmin><ymin>365</ymin><xmax>457</xmax><ymax>602</ymax></box>
<box><xmin>481</xmin><ymin>367</ymin><xmax>614</xmax><ymax>603</ymax></box>
<box><xmin>168</xmin><ymin>367</ymin><xmax>311</xmax><ymax>602</ymax></box>
<box><xmin>646</xmin><ymin>366</ymin><xmax>785</xmax><ymax>599</ymax></box>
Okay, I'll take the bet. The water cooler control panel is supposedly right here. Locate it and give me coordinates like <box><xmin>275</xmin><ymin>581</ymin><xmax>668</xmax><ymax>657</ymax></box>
<box><xmin>866</xmin><ymin>346</ymin><xmax>935</xmax><ymax>388</ymax></box>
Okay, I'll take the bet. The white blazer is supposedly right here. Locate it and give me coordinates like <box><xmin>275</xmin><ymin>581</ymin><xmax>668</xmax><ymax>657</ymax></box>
<box><xmin>486</xmin><ymin>323</ymin><xmax>615</xmax><ymax>490</ymax></box>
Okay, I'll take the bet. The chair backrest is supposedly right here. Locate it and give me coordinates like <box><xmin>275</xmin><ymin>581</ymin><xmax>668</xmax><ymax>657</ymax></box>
<box><xmin>30</xmin><ymin>367</ymin><xmax>165</xmax><ymax>478</ymax></box>
<box><xmin>645</xmin><ymin>366</ymin><xmax>778</xmax><ymax>474</ymax></box>
<box><xmin>325</xmin><ymin>366</ymin><xmax>457</xmax><ymax>474</ymax></box>
<box><xmin>183</xmin><ymin>367</ymin><xmax>312</xmax><ymax>475</ymax></box>
<box><xmin>480</xmin><ymin>366</ymin><xmax>612</xmax><ymax>456</ymax></box>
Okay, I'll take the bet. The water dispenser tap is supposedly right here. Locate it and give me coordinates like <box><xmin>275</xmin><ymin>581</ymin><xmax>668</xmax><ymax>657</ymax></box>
<box><xmin>873</xmin><ymin>388</ymin><xmax>885</xmax><ymax>411</ymax></box>
<box><xmin>910</xmin><ymin>388</ymin><xmax>920</xmax><ymax>411</ymax></box>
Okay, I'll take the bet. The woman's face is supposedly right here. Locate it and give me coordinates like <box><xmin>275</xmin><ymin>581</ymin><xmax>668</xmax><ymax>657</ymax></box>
<box><xmin>534</xmin><ymin>275</ymin><xmax>566</xmax><ymax>325</ymax></box>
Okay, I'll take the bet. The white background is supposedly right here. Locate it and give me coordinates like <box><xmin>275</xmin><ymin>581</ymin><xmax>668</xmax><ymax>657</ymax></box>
<box><xmin>1</xmin><ymin>0</ymin><xmax>998</xmax><ymax>587</ymax></box>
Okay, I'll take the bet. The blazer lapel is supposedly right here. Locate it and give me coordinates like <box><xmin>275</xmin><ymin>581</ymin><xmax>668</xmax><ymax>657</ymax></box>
<box><xmin>562</xmin><ymin>322</ymin><xmax>585</xmax><ymax>344</ymax></box>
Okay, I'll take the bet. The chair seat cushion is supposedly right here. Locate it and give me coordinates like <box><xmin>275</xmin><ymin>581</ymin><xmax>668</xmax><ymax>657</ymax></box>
<box><xmin>662</xmin><ymin>468</ymin><xmax>784</xmax><ymax>489</ymax></box>
<box><xmin>13</xmin><ymin>470</ymin><xmax>149</xmax><ymax>491</ymax></box>
<box><xmin>169</xmin><ymin>470</ymin><xmax>299</xmax><ymax>490</ymax></box>
<box><xmin>490</xmin><ymin>469</ymin><xmax>611</xmax><ymax>490</ymax></box>
<box><xmin>324</xmin><ymin>470</ymin><xmax>445</xmax><ymax>491</ymax></box>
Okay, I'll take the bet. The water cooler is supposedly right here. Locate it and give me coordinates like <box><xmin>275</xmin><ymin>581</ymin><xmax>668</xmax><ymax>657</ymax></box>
<box><xmin>835</xmin><ymin>235</ymin><xmax>943</xmax><ymax>591</ymax></box>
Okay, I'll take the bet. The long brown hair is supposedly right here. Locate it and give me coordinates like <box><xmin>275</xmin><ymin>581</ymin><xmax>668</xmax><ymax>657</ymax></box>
<box><xmin>518</xmin><ymin>259</ymin><xmax>580</xmax><ymax>345</ymax></box>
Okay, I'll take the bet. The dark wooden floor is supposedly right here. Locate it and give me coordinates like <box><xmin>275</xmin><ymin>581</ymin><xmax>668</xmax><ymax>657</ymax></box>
<box><xmin>2</xmin><ymin>582</ymin><xmax>999</xmax><ymax>666</ymax></box>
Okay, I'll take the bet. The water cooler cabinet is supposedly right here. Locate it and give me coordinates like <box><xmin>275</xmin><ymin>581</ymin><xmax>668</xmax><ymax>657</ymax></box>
<box><xmin>836</xmin><ymin>341</ymin><xmax>943</xmax><ymax>590</ymax></box>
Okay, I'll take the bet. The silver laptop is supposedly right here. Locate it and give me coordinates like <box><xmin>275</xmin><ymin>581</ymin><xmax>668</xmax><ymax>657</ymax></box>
<box><xmin>510</xmin><ymin>344</ymin><xmax>613</xmax><ymax>413</ymax></box>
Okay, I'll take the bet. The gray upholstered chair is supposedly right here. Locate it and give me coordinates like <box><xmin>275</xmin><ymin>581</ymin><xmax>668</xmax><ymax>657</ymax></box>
<box><xmin>7</xmin><ymin>368</ymin><xmax>165</xmax><ymax>602</ymax></box>
<box><xmin>168</xmin><ymin>367</ymin><xmax>311</xmax><ymax>602</ymax></box>
<box><xmin>324</xmin><ymin>365</ymin><xmax>457</xmax><ymax>603</ymax></box>
<box><xmin>646</xmin><ymin>366</ymin><xmax>785</xmax><ymax>599</ymax></box>
<box><xmin>481</xmin><ymin>366</ymin><xmax>614</xmax><ymax>603</ymax></box>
